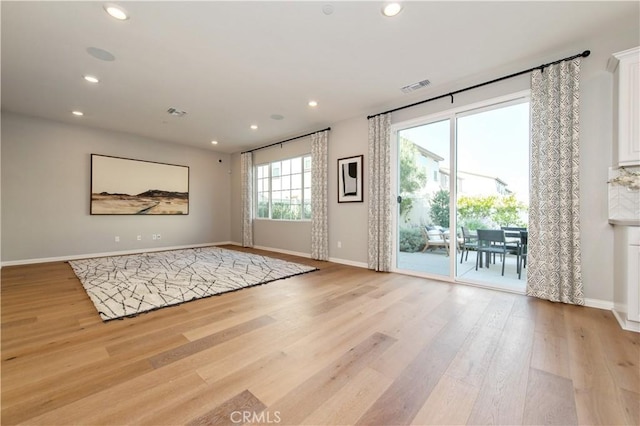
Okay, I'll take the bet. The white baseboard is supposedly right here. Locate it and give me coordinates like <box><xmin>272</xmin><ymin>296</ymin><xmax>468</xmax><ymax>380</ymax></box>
<box><xmin>612</xmin><ymin>309</ymin><xmax>640</xmax><ymax>333</ymax></box>
<box><xmin>584</xmin><ymin>298</ymin><xmax>614</xmax><ymax>311</ymax></box>
<box><xmin>328</xmin><ymin>257</ymin><xmax>368</xmax><ymax>269</ymax></box>
<box><xmin>1</xmin><ymin>242</ymin><xmax>231</xmax><ymax>267</ymax></box>
<box><xmin>252</xmin><ymin>245</ymin><xmax>311</xmax><ymax>259</ymax></box>
<box><xmin>221</xmin><ymin>243</ymin><xmax>369</xmax><ymax>269</ymax></box>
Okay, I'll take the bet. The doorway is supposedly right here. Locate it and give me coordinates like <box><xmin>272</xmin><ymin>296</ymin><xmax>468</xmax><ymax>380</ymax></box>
<box><xmin>393</xmin><ymin>93</ymin><xmax>530</xmax><ymax>292</ymax></box>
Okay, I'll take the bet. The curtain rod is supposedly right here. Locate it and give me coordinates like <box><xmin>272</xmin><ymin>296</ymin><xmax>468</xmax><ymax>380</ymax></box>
<box><xmin>367</xmin><ymin>49</ymin><xmax>591</xmax><ymax>119</ymax></box>
<box><xmin>241</xmin><ymin>127</ymin><xmax>331</xmax><ymax>154</ymax></box>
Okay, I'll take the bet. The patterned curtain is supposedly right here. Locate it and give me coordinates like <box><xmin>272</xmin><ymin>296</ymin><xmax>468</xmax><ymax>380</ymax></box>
<box><xmin>527</xmin><ymin>59</ymin><xmax>584</xmax><ymax>305</ymax></box>
<box><xmin>311</xmin><ymin>130</ymin><xmax>329</xmax><ymax>260</ymax></box>
<box><xmin>240</xmin><ymin>152</ymin><xmax>254</xmax><ymax>247</ymax></box>
<box><xmin>367</xmin><ymin>113</ymin><xmax>392</xmax><ymax>272</ymax></box>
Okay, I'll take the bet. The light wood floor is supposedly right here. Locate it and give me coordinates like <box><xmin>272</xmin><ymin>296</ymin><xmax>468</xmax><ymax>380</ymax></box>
<box><xmin>2</xmin><ymin>246</ymin><xmax>639</xmax><ymax>425</ymax></box>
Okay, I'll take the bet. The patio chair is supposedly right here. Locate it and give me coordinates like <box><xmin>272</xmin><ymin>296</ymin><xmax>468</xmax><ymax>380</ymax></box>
<box><xmin>518</xmin><ymin>230</ymin><xmax>528</xmax><ymax>279</ymax></box>
<box><xmin>459</xmin><ymin>226</ymin><xmax>477</xmax><ymax>263</ymax></box>
<box><xmin>421</xmin><ymin>227</ymin><xmax>449</xmax><ymax>255</ymax></box>
<box><xmin>475</xmin><ymin>229</ymin><xmax>509</xmax><ymax>276</ymax></box>
<box><xmin>502</xmin><ymin>227</ymin><xmax>527</xmax><ymax>279</ymax></box>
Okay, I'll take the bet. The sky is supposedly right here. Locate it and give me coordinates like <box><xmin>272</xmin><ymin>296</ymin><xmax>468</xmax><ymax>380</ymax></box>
<box><xmin>399</xmin><ymin>101</ymin><xmax>530</xmax><ymax>203</ymax></box>
<box><xmin>92</xmin><ymin>155</ymin><xmax>189</xmax><ymax>195</ymax></box>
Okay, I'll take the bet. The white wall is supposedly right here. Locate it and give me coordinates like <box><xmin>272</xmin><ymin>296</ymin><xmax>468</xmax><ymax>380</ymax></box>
<box><xmin>1</xmin><ymin>112</ymin><xmax>231</xmax><ymax>263</ymax></box>
<box><xmin>327</xmin><ymin>116</ymin><xmax>370</xmax><ymax>265</ymax></box>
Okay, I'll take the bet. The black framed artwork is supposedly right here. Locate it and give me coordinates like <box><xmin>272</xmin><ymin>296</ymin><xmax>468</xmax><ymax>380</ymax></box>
<box><xmin>337</xmin><ymin>155</ymin><xmax>363</xmax><ymax>203</ymax></box>
<box><xmin>90</xmin><ymin>154</ymin><xmax>189</xmax><ymax>215</ymax></box>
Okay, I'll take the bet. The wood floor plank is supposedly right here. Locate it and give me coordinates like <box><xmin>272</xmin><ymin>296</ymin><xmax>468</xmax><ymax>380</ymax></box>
<box><xmin>444</xmin><ymin>323</ymin><xmax>502</xmax><ymax>388</ymax></box>
<box><xmin>141</xmin><ymin>351</ymin><xmax>289</xmax><ymax>426</ymax></box>
<box><xmin>564</xmin><ymin>304</ymin><xmax>632</xmax><ymax>425</ymax></box>
<box><xmin>355</xmin><ymin>298</ymin><xmax>488</xmax><ymax>425</ymax></box>
<box><xmin>476</xmin><ymin>291</ymin><xmax>517</xmax><ymax>330</ymax></box>
<box><xmin>149</xmin><ymin>315</ymin><xmax>276</xmax><ymax>369</ymax></box>
<box><xmin>619</xmin><ymin>387</ymin><xmax>640</xmax><ymax>425</ymax></box>
<box><xmin>262</xmin><ymin>332</ymin><xmax>396</xmax><ymax>425</ymax></box>
<box><xmin>24</xmin><ymin>371</ymin><xmax>208</xmax><ymax>425</ymax></box>
<box><xmin>411</xmin><ymin>374</ymin><xmax>478</xmax><ymax>425</ymax></box>
<box><xmin>1</xmin><ymin>358</ymin><xmax>154</xmax><ymax>424</ymax></box>
<box><xmin>251</xmin><ymin>298</ymin><xmax>422</xmax><ymax>407</ymax></box>
<box><xmin>300</xmin><ymin>367</ymin><xmax>392</xmax><ymax>425</ymax></box>
<box><xmin>186</xmin><ymin>389</ymin><xmax>267</xmax><ymax>426</ymax></box>
<box><xmin>1</xmin><ymin>344</ymin><xmax>111</xmax><ymax>389</ymax></box>
<box><xmin>466</xmin><ymin>315</ymin><xmax>535</xmax><ymax>425</ymax></box>
<box><xmin>594</xmin><ymin>309</ymin><xmax>640</xmax><ymax>394</ymax></box>
<box><xmin>530</xmin><ymin>330</ymin><xmax>571</xmax><ymax>379</ymax></box>
<box><xmin>2</xmin><ymin>247</ymin><xmax>637</xmax><ymax>426</ymax></box>
<box><xmin>522</xmin><ymin>368</ymin><xmax>578</xmax><ymax>425</ymax></box>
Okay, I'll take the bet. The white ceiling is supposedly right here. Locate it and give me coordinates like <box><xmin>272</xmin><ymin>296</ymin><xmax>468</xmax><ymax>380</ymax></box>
<box><xmin>1</xmin><ymin>1</ymin><xmax>637</xmax><ymax>154</ymax></box>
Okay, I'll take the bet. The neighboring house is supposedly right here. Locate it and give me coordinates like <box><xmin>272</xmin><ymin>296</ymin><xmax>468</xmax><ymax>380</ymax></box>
<box><xmin>440</xmin><ymin>167</ymin><xmax>512</xmax><ymax>197</ymax></box>
<box><xmin>414</xmin><ymin>145</ymin><xmax>445</xmax><ymax>196</ymax></box>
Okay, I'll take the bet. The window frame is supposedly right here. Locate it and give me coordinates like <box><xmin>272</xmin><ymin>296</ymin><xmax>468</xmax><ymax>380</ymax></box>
<box><xmin>254</xmin><ymin>154</ymin><xmax>312</xmax><ymax>221</ymax></box>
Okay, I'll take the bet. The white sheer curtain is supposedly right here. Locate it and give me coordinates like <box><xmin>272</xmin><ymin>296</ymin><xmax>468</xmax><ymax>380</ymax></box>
<box><xmin>527</xmin><ymin>58</ymin><xmax>584</xmax><ymax>305</ymax></box>
<box><xmin>240</xmin><ymin>152</ymin><xmax>254</xmax><ymax>247</ymax></box>
<box><xmin>311</xmin><ymin>130</ymin><xmax>329</xmax><ymax>260</ymax></box>
<box><xmin>367</xmin><ymin>113</ymin><xmax>392</xmax><ymax>272</ymax></box>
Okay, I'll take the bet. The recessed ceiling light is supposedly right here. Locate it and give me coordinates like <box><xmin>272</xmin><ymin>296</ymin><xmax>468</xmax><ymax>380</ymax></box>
<box><xmin>211</xmin><ymin>140</ymin><xmax>218</xmax><ymax>145</ymax></box>
<box><xmin>250</xmin><ymin>125</ymin><xmax>258</xmax><ymax>130</ymax></box>
<box><xmin>308</xmin><ymin>100</ymin><xmax>318</xmax><ymax>107</ymax></box>
<box><xmin>104</xmin><ymin>4</ymin><xmax>129</xmax><ymax>20</ymax></box>
<box><xmin>72</xmin><ymin>111</ymin><xmax>84</xmax><ymax>116</ymax></box>
<box><xmin>382</xmin><ymin>2</ymin><xmax>403</xmax><ymax>17</ymax></box>
<box><xmin>83</xmin><ymin>75</ymin><xmax>99</xmax><ymax>83</ymax></box>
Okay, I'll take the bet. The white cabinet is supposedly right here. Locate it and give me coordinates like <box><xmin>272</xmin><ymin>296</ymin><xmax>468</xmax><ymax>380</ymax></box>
<box><xmin>608</xmin><ymin>47</ymin><xmax>640</xmax><ymax>166</ymax></box>
<box><xmin>613</xmin><ymin>225</ymin><xmax>640</xmax><ymax>332</ymax></box>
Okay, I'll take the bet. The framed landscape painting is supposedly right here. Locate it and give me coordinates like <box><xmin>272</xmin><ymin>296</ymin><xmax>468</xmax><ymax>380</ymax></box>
<box><xmin>337</xmin><ymin>155</ymin><xmax>363</xmax><ymax>203</ymax></box>
<box><xmin>91</xmin><ymin>154</ymin><xmax>189</xmax><ymax>215</ymax></box>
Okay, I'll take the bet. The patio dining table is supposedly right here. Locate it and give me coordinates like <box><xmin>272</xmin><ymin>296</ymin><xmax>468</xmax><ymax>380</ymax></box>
<box><xmin>477</xmin><ymin>228</ymin><xmax>527</xmax><ymax>272</ymax></box>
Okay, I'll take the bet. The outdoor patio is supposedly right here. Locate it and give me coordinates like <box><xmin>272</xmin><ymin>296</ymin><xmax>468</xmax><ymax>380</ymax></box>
<box><xmin>397</xmin><ymin>249</ymin><xmax>526</xmax><ymax>291</ymax></box>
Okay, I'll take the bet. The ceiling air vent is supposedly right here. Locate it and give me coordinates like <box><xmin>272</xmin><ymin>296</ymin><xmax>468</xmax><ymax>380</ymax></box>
<box><xmin>167</xmin><ymin>107</ymin><xmax>187</xmax><ymax>117</ymax></box>
<box><xmin>401</xmin><ymin>79</ymin><xmax>431</xmax><ymax>94</ymax></box>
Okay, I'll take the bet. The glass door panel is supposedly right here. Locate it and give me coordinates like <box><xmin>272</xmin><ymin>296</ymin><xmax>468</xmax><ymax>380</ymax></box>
<box><xmin>455</xmin><ymin>101</ymin><xmax>529</xmax><ymax>291</ymax></box>
<box><xmin>396</xmin><ymin>119</ymin><xmax>452</xmax><ymax>278</ymax></box>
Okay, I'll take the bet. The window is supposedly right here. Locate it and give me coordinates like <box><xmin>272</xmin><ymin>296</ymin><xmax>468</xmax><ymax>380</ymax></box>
<box><xmin>255</xmin><ymin>155</ymin><xmax>312</xmax><ymax>220</ymax></box>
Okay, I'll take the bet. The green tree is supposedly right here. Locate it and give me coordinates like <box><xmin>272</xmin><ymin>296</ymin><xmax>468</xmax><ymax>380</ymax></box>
<box><xmin>494</xmin><ymin>194</ymin><xmax>528</xmax><ymax>227</ymax></box>
<box><xmin>457</xmin><ymin>195</ymin><xmax>496</xmax><ymax>228</ymax></box>
<box><xmin>399</xmin><ymin>138</ymin><xmax>427</xmax><ymax>221</ymax></box>
<box><xmin>457</xmin><ymin>194</ymin><xmax>528</xmax><ymax>229</ymax></box>
<box><xmin>430</xmin><ymin>189</ymin><xmax>450</xmax><ymax>227</ymax></box>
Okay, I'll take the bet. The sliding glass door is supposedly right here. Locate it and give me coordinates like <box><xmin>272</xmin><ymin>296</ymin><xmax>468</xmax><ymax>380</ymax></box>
<box><xmin>393</xmin><ymin>94</ymin><xmax>530</xmax><ymax>292</ymax></box>
<box><xmin>395</xmin><ymin>119</ymin><xmax>452</xmax><ymax>278</ymax></box>
<box><xmin>456</xmin><ymin>100</ymin><xmax>529</xmax><ymax>291</ymax></box>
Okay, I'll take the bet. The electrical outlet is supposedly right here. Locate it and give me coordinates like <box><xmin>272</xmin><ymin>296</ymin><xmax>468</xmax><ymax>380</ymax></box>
<box><xmin>337</xmin><ymin>241</ymin><xmax>342</xmax><ymax>248</ymax></box>
<box><xmin>115</xmin><ymin>236</ymin><xmax>120</xmax><ymax>243</ymax></box>
<box><xmin>137</xmin><ymin>235</ymin><xmax>142</xmax><ymax>241</ymax></box>
<box><xmin>157</xmin><ymin>234</ymin><xmax>161</xmax><ymax>240</ymax></box>
<box><xmin>152</xmin><ymin>234</ymin><xmax>157</xmax><ymax>240</ymax></box>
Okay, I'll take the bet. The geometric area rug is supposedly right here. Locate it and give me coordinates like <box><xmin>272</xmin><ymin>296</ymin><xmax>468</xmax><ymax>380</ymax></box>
<box><xmin>68</xmin><ymin>246</ymin><xmax>317</xmax><ymax>321</ymax></box>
